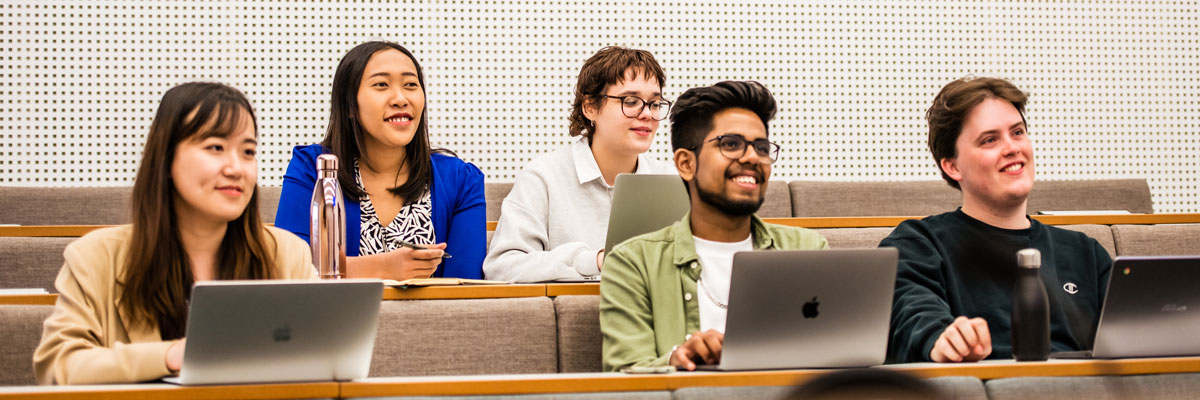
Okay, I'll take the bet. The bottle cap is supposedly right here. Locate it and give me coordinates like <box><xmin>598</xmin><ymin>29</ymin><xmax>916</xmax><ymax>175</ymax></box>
<box><xmin>1017</xmin><ymin>248</ymin><xmax>1041</xmax><ymax>269</ymax></box>
<box><xmin>317</xmin><ymin>154</ymin><xmax>338</xmax><ymax>171</ymax></box>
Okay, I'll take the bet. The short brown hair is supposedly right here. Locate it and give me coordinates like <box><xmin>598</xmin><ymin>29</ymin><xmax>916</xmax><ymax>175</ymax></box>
<box><xmin>568</xmin><ymin>46</ymin><xmax>666</xmax><ymax>139</ymax></box>
<box><xmin>926</xmin><ymin>76</ymin><xmax>1028</xmax><ymax>189</ymax></box>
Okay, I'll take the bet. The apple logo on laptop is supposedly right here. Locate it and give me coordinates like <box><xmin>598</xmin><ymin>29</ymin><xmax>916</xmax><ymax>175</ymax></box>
<box><xmin>802</xmin><ymin>297</ymin><xmax>820</xmax><ymax>319</ymax></box>
<box><xmin>273</xmin><ymin>324</ymin><xmax>292</xmax><ymax>342</ymax></box>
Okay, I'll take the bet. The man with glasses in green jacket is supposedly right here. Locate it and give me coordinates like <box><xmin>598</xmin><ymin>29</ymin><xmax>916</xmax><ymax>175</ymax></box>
<box><xmin>600</xmin><ymin>81</ymin><xmax>829</xmax><ymax>372</ymax></box>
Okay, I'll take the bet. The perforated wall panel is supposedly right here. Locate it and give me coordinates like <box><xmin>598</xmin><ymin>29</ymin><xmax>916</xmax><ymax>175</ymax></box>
<box><xmin>2</xmin><ymin>1</ymin><xmax>1197</xmax><ymax>212</ymax></box>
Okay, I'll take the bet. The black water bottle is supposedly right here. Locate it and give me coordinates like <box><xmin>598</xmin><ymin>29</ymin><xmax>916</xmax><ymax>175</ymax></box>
<box><xmin>1012</xmin><ymin>248</ymin><xmax>1050</xmax><ymax>361</ymax></box>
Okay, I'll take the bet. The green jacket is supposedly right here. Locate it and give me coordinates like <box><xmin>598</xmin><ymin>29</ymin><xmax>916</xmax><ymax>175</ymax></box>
<box><xmin>599</xmin><ymin>212</ymin><xmax>829</xmax><ymax>372</ymax></box>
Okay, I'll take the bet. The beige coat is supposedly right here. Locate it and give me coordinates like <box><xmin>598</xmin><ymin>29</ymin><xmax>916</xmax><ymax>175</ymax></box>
<box><xmin>33</xmin><ymin>225</ymin><xmax>317</xmax><ymax>385</ymax></box>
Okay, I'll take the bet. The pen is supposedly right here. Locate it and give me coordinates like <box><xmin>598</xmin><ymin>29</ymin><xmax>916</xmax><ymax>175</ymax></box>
<box><xmin>398</xmin><ymin>240</ymin><xmax>453</xmax><ymax>259</ymax></box>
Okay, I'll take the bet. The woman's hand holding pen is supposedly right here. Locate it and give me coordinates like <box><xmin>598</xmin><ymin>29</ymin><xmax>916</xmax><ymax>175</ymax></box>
<box><xmin>387</xmin><ymin>242</ymin><xmax>446</xmax><ymax>280</ymax></box>
<box><xmin>345</xmin><ymin>242</ymin><xmax>446</xmax><ymax>280</ymax></box>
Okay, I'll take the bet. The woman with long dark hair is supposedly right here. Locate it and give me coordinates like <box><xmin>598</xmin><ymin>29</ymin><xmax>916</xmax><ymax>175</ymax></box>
<box><xmin>33</xmin><ymin>82</ymin><xmax>317</xmax><ymax>385</ymax></box>
<box><xmin>274</xmin><ymin>41</ymin><xmax>486</xmax><ymax>280</ymax></box>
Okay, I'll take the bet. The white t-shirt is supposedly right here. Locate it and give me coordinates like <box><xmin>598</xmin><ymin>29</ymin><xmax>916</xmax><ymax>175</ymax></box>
<box><xmin>693</xmin><ymin>234</ymin><xmax>753</xmax><ymax>333</ymax></box>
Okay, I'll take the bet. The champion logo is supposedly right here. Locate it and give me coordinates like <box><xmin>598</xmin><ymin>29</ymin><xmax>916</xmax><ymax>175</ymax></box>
<box><xmin>1063</xmin><ymin>282</ymin><xmax>1079</xmax><ymax>295</ymax></box>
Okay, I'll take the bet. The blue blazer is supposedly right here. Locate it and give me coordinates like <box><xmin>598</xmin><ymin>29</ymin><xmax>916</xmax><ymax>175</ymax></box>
<box><xmin>275</xmin><ymin>144</ymin><xmax>486</xmax><ymax>279</ymax></box>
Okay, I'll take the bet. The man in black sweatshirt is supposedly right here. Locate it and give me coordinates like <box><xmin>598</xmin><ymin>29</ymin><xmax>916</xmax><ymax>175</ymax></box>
<box><xmin>882</xmin><ymin>77</ymin><xmax>1112</xmax><ymax>363</ymax></box>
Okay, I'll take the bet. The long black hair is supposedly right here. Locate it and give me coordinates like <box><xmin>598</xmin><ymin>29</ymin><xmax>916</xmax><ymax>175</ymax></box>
<box><xmin>322</xmin><ymin>41</ymin><xmax>440</xmax><ymax>204</ymax></box>
<box><xmin>125</xmin><ymin>82</ymin><xmax>276</xmax><ymax>340</ymax></box>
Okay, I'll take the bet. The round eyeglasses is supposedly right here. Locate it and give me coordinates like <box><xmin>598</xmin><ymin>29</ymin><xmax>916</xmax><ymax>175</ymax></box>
<box><xmin>601</xmin><ymin>95</ymin><xmax>672</xmax><ymax>121</ymax></box>
<box><xmin>702</xmin><ymin>134</ymin><xmax>781</xmax><ymax>164</ymax></box>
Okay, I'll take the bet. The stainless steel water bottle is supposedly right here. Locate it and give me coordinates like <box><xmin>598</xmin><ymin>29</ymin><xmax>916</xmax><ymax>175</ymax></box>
<box><xmin>1012</xmin><ymin>248</ymin><xmax>1050</xmax><ymax>361</ymax></box>
<box><xmin>310</xmin><ymin>154</ymin><xmax>347</xmax><ymax>279</ymax></box>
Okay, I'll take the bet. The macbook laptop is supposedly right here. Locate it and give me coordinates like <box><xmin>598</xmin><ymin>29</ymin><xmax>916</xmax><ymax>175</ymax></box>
<box><xmin>552</xmin><ymin>173</ymin><xmax>689</xmax><ymax>283</ymax></box>
<box><xmin>1088</xmin><ymin>255</ymin><xmax>1200</xmax><ymax>358</ymax></box>
<box><xmin>701</xmin><ymin>248</ymin><xmax>898</xmax><ymax>370</ymax></box>
<box><xmin>166</xmin><ymin>279</ymin><xmax>383</xmax><ymax>385</ymax></box>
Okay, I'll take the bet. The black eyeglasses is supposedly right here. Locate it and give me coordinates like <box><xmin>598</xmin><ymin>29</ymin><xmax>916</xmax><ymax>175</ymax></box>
<box><xmin>698</xmin><ymin>134</ymin><xmax>780</xmax><ymax>164</ymax></box>
<box><xmin>601</xmin><ymin>95</ymin><xmax>672</xmax><ymax>121</ymax></box>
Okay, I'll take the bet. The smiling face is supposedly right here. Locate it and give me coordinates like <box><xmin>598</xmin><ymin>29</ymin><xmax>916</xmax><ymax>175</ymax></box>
<box><xmin>940</xmin><ymin>97</ymin><xmax>1035</xmax><ymax>209</ymax></box>
<box><xmin>170</xmin><ymin>109</ymin><xmax>258</xmax><ymax>227</ymax></box>
<box><xmin>583</xmin><ymin>68</ymin><xmax>662</xmax><ymax>157</ymax></box>
<box><xmin>355</xmin><ymin>48</ymin><xmax>426</xmax><ymax>153</ymax></box>
<box><xmin>683</xmin><ymin>107</ymin><xmax>771</xmax><ymax>217</ymax></box>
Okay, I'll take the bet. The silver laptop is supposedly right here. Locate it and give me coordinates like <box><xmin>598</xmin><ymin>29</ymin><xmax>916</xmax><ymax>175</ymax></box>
<box><xmin>167</xmin><ymin>279</ymin><xmax>383</xmax><ymax>385</ymax></box>
<box><xmin>1090</xmin><ymin>256</ymin><xmax>1200</xmax><ymax>358</ymax></box>
<box><xmin>553</xmin><ymin>174</ymin><xmax>689</xmax><ymax>283</ymax></box>
<box><xmin>603</xmin><ymin>173</ymin><xmax>689</xmax><ymax>254</ymax></box>
<box><xmin>707</xmin><ymin>248</ymin><xmax>898</xmax><ymax>370</ymax></box>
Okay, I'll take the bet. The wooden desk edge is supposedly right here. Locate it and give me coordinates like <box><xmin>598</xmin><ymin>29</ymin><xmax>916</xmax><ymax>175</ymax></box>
<box><xmin>3</xmin><ymin>285</ymin><xmax>572</xmax><ymax>304</ymax></box>
<box><xmin>0</xmin><ymin>382</ymin><xmax>339</xmax><ymax>400</ymax></box>
<box><xmin>545</xmin><ymin>283</ymin><xmax>600</xmax><ymax>296</ymax></box>
<box><xmin>0</xmin><ymin>294</ymin><xmax>57</xmax><ymax>305</ymax></box>
<box><xmin>5</xmin><ymin>358</ymin><xmax>1200</xmax><ymax>398</ymax></box>
<box><xmin>340</xmin><ymin>375</ymin><xmax>667</xmax><ymax>397</ymax></box>
<box><xmin>764</xmin><ymin>213</ymin><xmax>1200</xmax><ymax>228</ymax></box>
<box><xmin>382</xmin><ymin>284</ymin><xmax>545</xmax><ymax>300</ymax></box>
<box><xmin>4</xmin><ymin>214</ymin><xmax>1196</xmax><ymax>237</ymax></box>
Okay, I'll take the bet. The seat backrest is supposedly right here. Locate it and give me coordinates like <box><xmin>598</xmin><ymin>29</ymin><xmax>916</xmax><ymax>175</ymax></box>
<box><xmin>370</xmin><ymin>297</ymin><xmax>557</xmax><ymax>376</ymax></box>
<box><xmin>0</xmin><ymin>237</ymin><xmax>75</xmax><ymax>292</ymax></box>
<box><xmin>1111</xmin><ymin>224</ymin><xmax>1200</xmax><ymax>256</ymax></box>
<box><xmin>0</xmin><ymin>305</ymin><xmax>54</xmax><ymax>386</ymax></box>
<box><xmin>789</xmin><ymin>181</ymin><xmax>961</xmax><ymax>217</ymax></box>
<box><xmin>257</xmin><ymin>185</ymin><xmax>283</xmax><ymax>223</ymax></box>
<box><xmin>0</xmin><ymin>187</ymin><xmax>131</xmax><ymax>225</ymax></box>
<box><xmin>983</xmin><ymin>373</ymin><xmax>1200</xmax><ymax>400</ymax></box>
<box><xmin>485</xmin><ymin>182</ymin><xmax>514</xmax><ymax>222</ymax></box>
<box><xmin>757</xmin><ymin>180</ymin><xmax>792</xmax><ymax>218</ymax></box>
<box><xmin>1056</xmin><ymin>224</ymin><xmax>1117</xmax><ymax>259</ymax></box>
<box><xmin>812</xmin><ymin>227</ymin><xmax>895</xmax><ymax>249</ymax></box>
<box><xmin>554</xmin><ymin>295</ymin><xmax>602</xmax><ymax>373</ymax></box>
<box><xmin>1027</xmin><ymin>179</ymin><xmax>1153</xmax><ymax>214</ymax></box>
<box><xmin>788</xmin><ymin>179</ymin><xmax>1155</xmax><ymax>217</ymax></box>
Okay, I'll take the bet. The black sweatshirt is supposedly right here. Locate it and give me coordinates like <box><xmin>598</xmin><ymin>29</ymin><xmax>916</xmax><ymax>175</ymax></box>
<box><xmin>881</xmin><ymin>209</ymin><xmax>1112</xmax><ymax>363</ymax></box>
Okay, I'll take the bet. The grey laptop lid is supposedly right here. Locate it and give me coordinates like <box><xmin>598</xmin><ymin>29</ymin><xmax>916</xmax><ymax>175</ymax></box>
<box><xmin>604</xmin><ymin>173</ymin><xmax>689</xmax><ymax>254</ymax></box>
<box><xmin>716</xmin><ymin>248</ymin><xmax>898</xmax><ymax>370</ymax></box>
<box><xmin>1092</xmin><ymin>256</ymin><xmax>1200</xmax><ymax>358</ymax></box>
<box><xmin>172</xmin><ymin>279</ymin><xmax>383</xmax><ymax>385</ymax></box>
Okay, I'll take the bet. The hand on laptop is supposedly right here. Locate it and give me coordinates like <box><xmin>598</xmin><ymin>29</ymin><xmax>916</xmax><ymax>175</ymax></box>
<box><xmin>930</xmin><ymin>316</ymin><xmax>992</xmax><ymax>363</ymax></box>
<box><xmin>166</xmin><ymin>338</ymin><xmax>186</xmax><ymax>373</ymax></box>
<box><xmin>670</xmin><ymin>329</ymin><xmax>724</xmax><ymax>370</ymax></box>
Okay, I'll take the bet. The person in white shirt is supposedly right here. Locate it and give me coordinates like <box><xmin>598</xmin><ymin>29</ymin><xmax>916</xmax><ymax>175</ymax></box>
<box><xmin>484</xmin><ymin>46</ymin><xmax>675</xmax><ymax>282</ymax></box>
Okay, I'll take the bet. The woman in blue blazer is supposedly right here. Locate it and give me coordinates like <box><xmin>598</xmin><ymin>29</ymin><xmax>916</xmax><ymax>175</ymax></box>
<box><xmin>275</xmin><ymin>41</ymin><xmax>485</xmax><ymax>280</ymax></box>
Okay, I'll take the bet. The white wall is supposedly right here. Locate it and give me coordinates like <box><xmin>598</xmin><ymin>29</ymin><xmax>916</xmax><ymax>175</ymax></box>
<box><xmin>2</xmin><ymin>0</ymin><xmax>1197</xmax><ymax>212</ymax></box>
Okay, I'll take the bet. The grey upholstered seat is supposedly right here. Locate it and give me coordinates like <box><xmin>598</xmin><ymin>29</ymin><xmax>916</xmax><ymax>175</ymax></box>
<box><xmin>757</xmin><ymin>180</ymin><xmax>792</xmax><ymax>218</ymax></box>
<box><xmin>670</xmin><ymin>375</ymin><xmax>987</xmax><ymax>400</ymax></box>
<box><xmin>0</xmin><ymin>186</ymin><xmax>131</xmax><ymax>225</ymax></box>
<box><xmin>485</xmin><ymin>182</ymin><xmax>515</xmax><ymax>222</ymax></box>
<box><xmin>0</xmin><ymin>237</ymin><xmax>75</xmax><ymax>292</ymax></box>
<box><xmin>370</xmin><ymin>297</ymin><xmax>558</xmax><ymax>377</ymax></box>
<box><xmin>985</xmin><ymin>373</ymin><xmax>1200</xmax><ymax>400</ymax></box>
<box><xmin>812</xmin><ymin>227</ymin><xmax>894</xmax><ymax>249</ymax></box>
<box><xmin>789</xmin><ymin>180</ymin><xmax>961</xmax><ymax>217</ymax></box>
<box><xmin>1112</xmin><ymin>224</ymin><xmax>1200</xmax><ymax>256</ymax></box>
<box><xmin>1028</xmin><ymin>179</ymin><xmax>1153</xmax><ymax>214</ymax></box>
<box><xmin>1057</xmin><ymin>224</ymin><xmax>1117</xmax><ymax>259</ymax></box>
<box><xmin>0</xmin><ymin>305</ymin><xmax>54</xmax><ymax>386</ymax></box>
<box><xmin>554</xmin><ymin>295</ymin><xmax>602</xmax><ymax>373</ymax></box>
<box><xmin>0</xmin><ymin>185</ymin><xmax>289</xmax><ymax>226</ymax></box>
<box><xmin>788</xmin><ymin>179</ymin><xmax>1154</xmax><ymax>217</ymax></box>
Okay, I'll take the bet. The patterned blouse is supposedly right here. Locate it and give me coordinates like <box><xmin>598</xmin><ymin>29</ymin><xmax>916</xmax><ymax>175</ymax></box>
<box><xmin>354</xmin><ymin>161</ymin><xmax>435</xmax><ymax>256</ymax></box>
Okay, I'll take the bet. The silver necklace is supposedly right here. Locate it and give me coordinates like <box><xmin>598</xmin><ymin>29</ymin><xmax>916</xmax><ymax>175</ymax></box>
<box><xmin>697</xmin><ymin>277</ymin><xmax>727</xmax><ymax>310</ymax></box>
